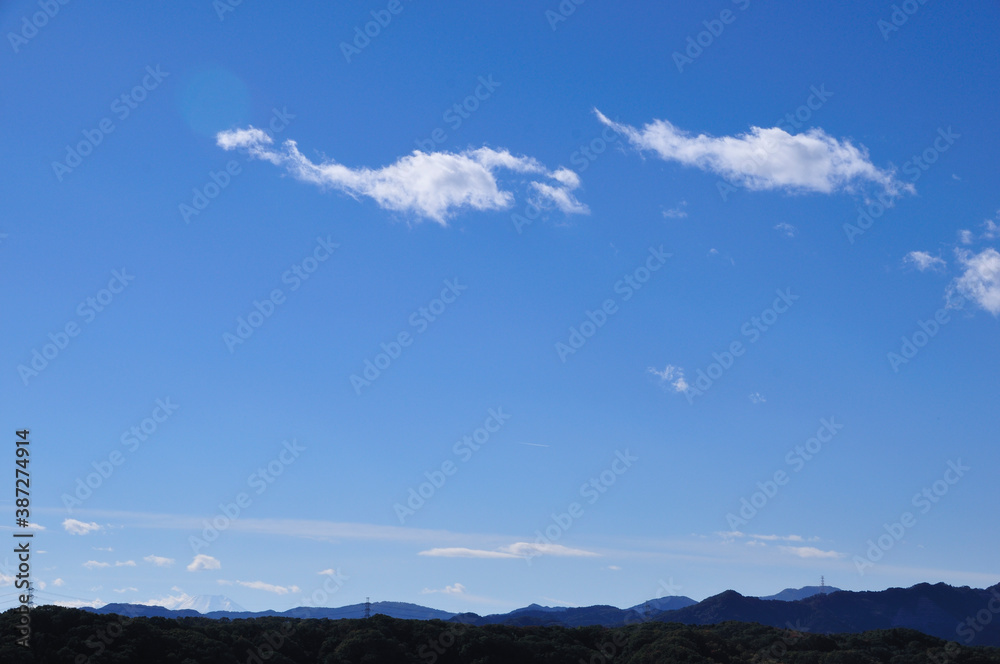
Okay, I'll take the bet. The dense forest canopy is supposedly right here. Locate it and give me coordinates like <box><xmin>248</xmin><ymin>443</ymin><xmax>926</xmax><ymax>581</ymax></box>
<box><xmin>3</xmin><ymin>606</ymin><xmax>1000</xmax><ymax>664</ymax></box>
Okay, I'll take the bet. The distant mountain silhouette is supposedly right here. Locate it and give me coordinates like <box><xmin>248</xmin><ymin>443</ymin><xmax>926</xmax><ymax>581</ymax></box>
<box><xmin>657</xmin><ymin>582</ymin><xmax>1000</xmax><ymax>647</ymax></box>
<box><xmin>85</xmin><ymin>599</ymin><xmax>453</xmax><ymax>622</ymax></box>
<box><xmin>82</xmin><ymin>582</ymin><xmax>1000</xmax><ymax>646</ymax></box>
<box><xmin>758</xmin><ymin>585</ymin><xmax>841</xmax><ymax>601</ymax></box>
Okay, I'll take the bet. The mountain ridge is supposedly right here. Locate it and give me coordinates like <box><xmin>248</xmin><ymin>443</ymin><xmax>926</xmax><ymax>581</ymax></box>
<box><xmin>80</xmin><ymin>582</ymin><xmax>1000</xmax><ymax>646</ymax></box>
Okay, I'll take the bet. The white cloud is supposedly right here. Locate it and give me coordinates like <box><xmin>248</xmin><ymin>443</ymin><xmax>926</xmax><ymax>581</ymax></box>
<box><xmin>950</xmin><ymin>248</ymin><xmax>1000</xmax><ymax>315</ymax></box>
<box><xmin>774</xmin><ymin>222</ymin><xmax>797</xmax><ymax>238</ymax></box>
<box><xmin>113</xmin><ymin>587</ymin><xmax>139</xmax><ymax>593</ymax></box>
<box><xmin>419</xmin><ymin>547</ymin><xmax>518</xmax><ymax>559</ymax></box>
<box><xmin>904</xmin><ymin>250</ymin><xmax>946</xmax><ymax>272</ymax></box>
<box><xmin>719</xmin><ymin>532</ymin><xmax>809</xmax><ymax>544</ymax></box>
<box><xmin>779</xmin><ymin>545</ymin><xmax>844</xmax><ymax>559</ymax></box>
<box><xmin>53</xmin><ymin>578</ymin><xmax>64</xmax><ymax>587</ymax></box>
<box><xmin>983</xmin><ymin>216</ymin><xmax>1000</xmax><ymax>240</ymax></box>
<box><xmin>959</xmin><ymin>229</ymin><xmax>973</xmax><ymax>245</ymax></box>
<box><xmin>748</xmin><ymin>392</ymin><xmax>766</xmax><ymax>404</ymax></box>
<box><xmin>596</xmin><ymin>110</ymin><xmax>911</xmax><ymax>198</ymax></box>
<box><xmin>421</xmin><ymin>582</ymin><xmax>467</xmax><ymax>595</ymax></box>
<box><xmin>234</xmin><ymin>580</ymin><xmax>300</xmax><ymax>595</ymax></box>
<box><xmin>83</xmin><ymin>560</ymin><xmax>110</xmax><ymax>569</ymax></box>
<box><xmin>115</xmin><ymin>560</ymin><xmax>136</xmax><ymax>567</ymax></box>
<box><xmin>662</xmin><ymin>201</ymin><xmax>688</xmax><ymax>218</ymax></box>
<box><xmin>141</xmin><ymin>589</ymin><xmax>193</xmax><ymax>610</ymax></box>
<box><xmin>648</xmin><ymin>364</ymin><xmax>689</xmax><ymax>393</ymax></box>
<box><xmin>144</xmin><ymin>555</ymin><xmax>175</xmax><ymax>567</ymax></box>
<box><xmin>216</xmin><ymin>127</ymin><xmax>588</xmax><ymax>224</ymax></box>
<box><xmin>26</xmin><ymin>522</ymin><xmax>45</xmax><ymax>530</ymax></box>
<box><xmin>63</xmin><ymin>519</ymin><xmax>102</xmax><ymax>535</ymax></box>
<box><xmin>54</xmin><ymin>598</ymin><xmax>104</xmax><ymax>609</ymax></box>
<box><xmin>607</xmin><ymin>565</ymin><xmax>621</xmax><ymax>571</ymax></box>
<box><xmin>418</xmin><ymin>542</ymin><xmax>598</xmax><ymax>559</ymax></box>
<box><xmin>187</xmin><ymin>554</ymin><xmax>221</xmax><ymax>572</ymax></box>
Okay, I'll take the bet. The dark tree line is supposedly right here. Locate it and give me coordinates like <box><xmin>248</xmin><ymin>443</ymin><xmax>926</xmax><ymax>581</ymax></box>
<box><xmin>2</xmin><ymin>606</ymin><xmax>999</xmax><ymax>664</ymax></box>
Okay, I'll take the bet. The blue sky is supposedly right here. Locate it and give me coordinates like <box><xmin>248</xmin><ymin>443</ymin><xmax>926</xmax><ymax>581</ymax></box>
<box><xmin>1</xmin><ymin>1</ymin><xmax>998</xmax><ymax>614</ymax></box>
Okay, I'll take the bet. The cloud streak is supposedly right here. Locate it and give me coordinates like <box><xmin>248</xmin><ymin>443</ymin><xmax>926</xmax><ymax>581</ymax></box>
<box><xmin>216</xmin><ymin>127</ymin><xmax>587</xmax><ymax>224</ymax></box>
<box><xmin>419</xmin><ymin>542</ymin><xmax>599</xmax><ymax>559</ymax></box>
<box><xmin>596</xmin><ymin>110</ymin><xmax>910</xmax><ymax>198</ymax></box>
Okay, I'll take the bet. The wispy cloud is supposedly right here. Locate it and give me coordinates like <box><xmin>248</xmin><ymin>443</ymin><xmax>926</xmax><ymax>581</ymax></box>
<box><xmin>982</xmin><ymin>215</ymin><xmax>1000</xmax><ymax>240</ymax></box>
<box><xmin>421</xmin><ymin>582</ymin><xmax>467</xmax><ymax>595</ymax></box>
<box><xmin>648</xmin><ymin>364</ymin><xmax>689</xmax><ymax>393</ymax></box>
<box><xmin>662</xmin><ymin>201</ymin><xmax>688</xmax><ymax>218</ymax></box>
<box><xmin>774</xmin><ymin>222</ymin><xmax>797</xmax><ymax>238</ymax></box>
<box><xmin>949</xmin><ymin>248</ymin><xmax>1000</xmax><ymax>315</ymax></box>
<box><xmin>187</xmin><ymin>554</ymin><xmax>221</xmax><ymax>572</ymax></box>
<box><xmin>718</xmin><ymin>531</ymin><xmax>814</xmax><ymax>544</ymax></box>
<box><xmin>217</xmin><ymin>127</ymin><xmax>587</xmax><ymax>224</ymax></box>
<box><xmin>419</xmin><ymin>542</ymin><xmax>598</xmax><ymax>559</ymax></box>
<box><xmin>82</xmin><ymin>560</ymin><xmax>110</xmax><ymax>569</ymax></box>
<box><xmin>748</xmin><ymin>392</ymin><xmax>766</xmax><ymax>404</ymax></box>
<box><xmin>64</xmin><ymin>519</ymin><xmax>102</xmax><ymax>535</ymax></box>
<box><xmin>779</xmin><ymin>545</ymin><xmax>844</xmax><ymax>559</ymax></box>
<box><xmin>144</xmin><ymin>554</ymin><xmax>175</xmax><ymax>567</ymax></box>
<box><xmin>904</xmin><ymin>250</ymin><xmax>946</xmax><ymax>272</ymax></box>
<box><xmin>596</xmin><ymin>110</ymin><xmax>910</xmax><ymax>198</ymax></box>
<box><xmin>113</xmin><ymin>587</ymin><xmax>139</xmax><ymax>593</ymax></box>
<box><xmin>229</xmin><ymin>580</ymin><xmax>300</xmax><ymax>595</ymax></box>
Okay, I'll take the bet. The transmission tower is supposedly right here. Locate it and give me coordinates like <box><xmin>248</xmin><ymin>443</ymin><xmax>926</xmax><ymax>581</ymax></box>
<box><xmin>364</xmin><ymin>597</ymin><xmax>371</xmax><ymax>619</ymax></box>
<box><xmin>820</xmin><ymin>576</ymin><xmax>825</xmax><ymax>592</ymax></box>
